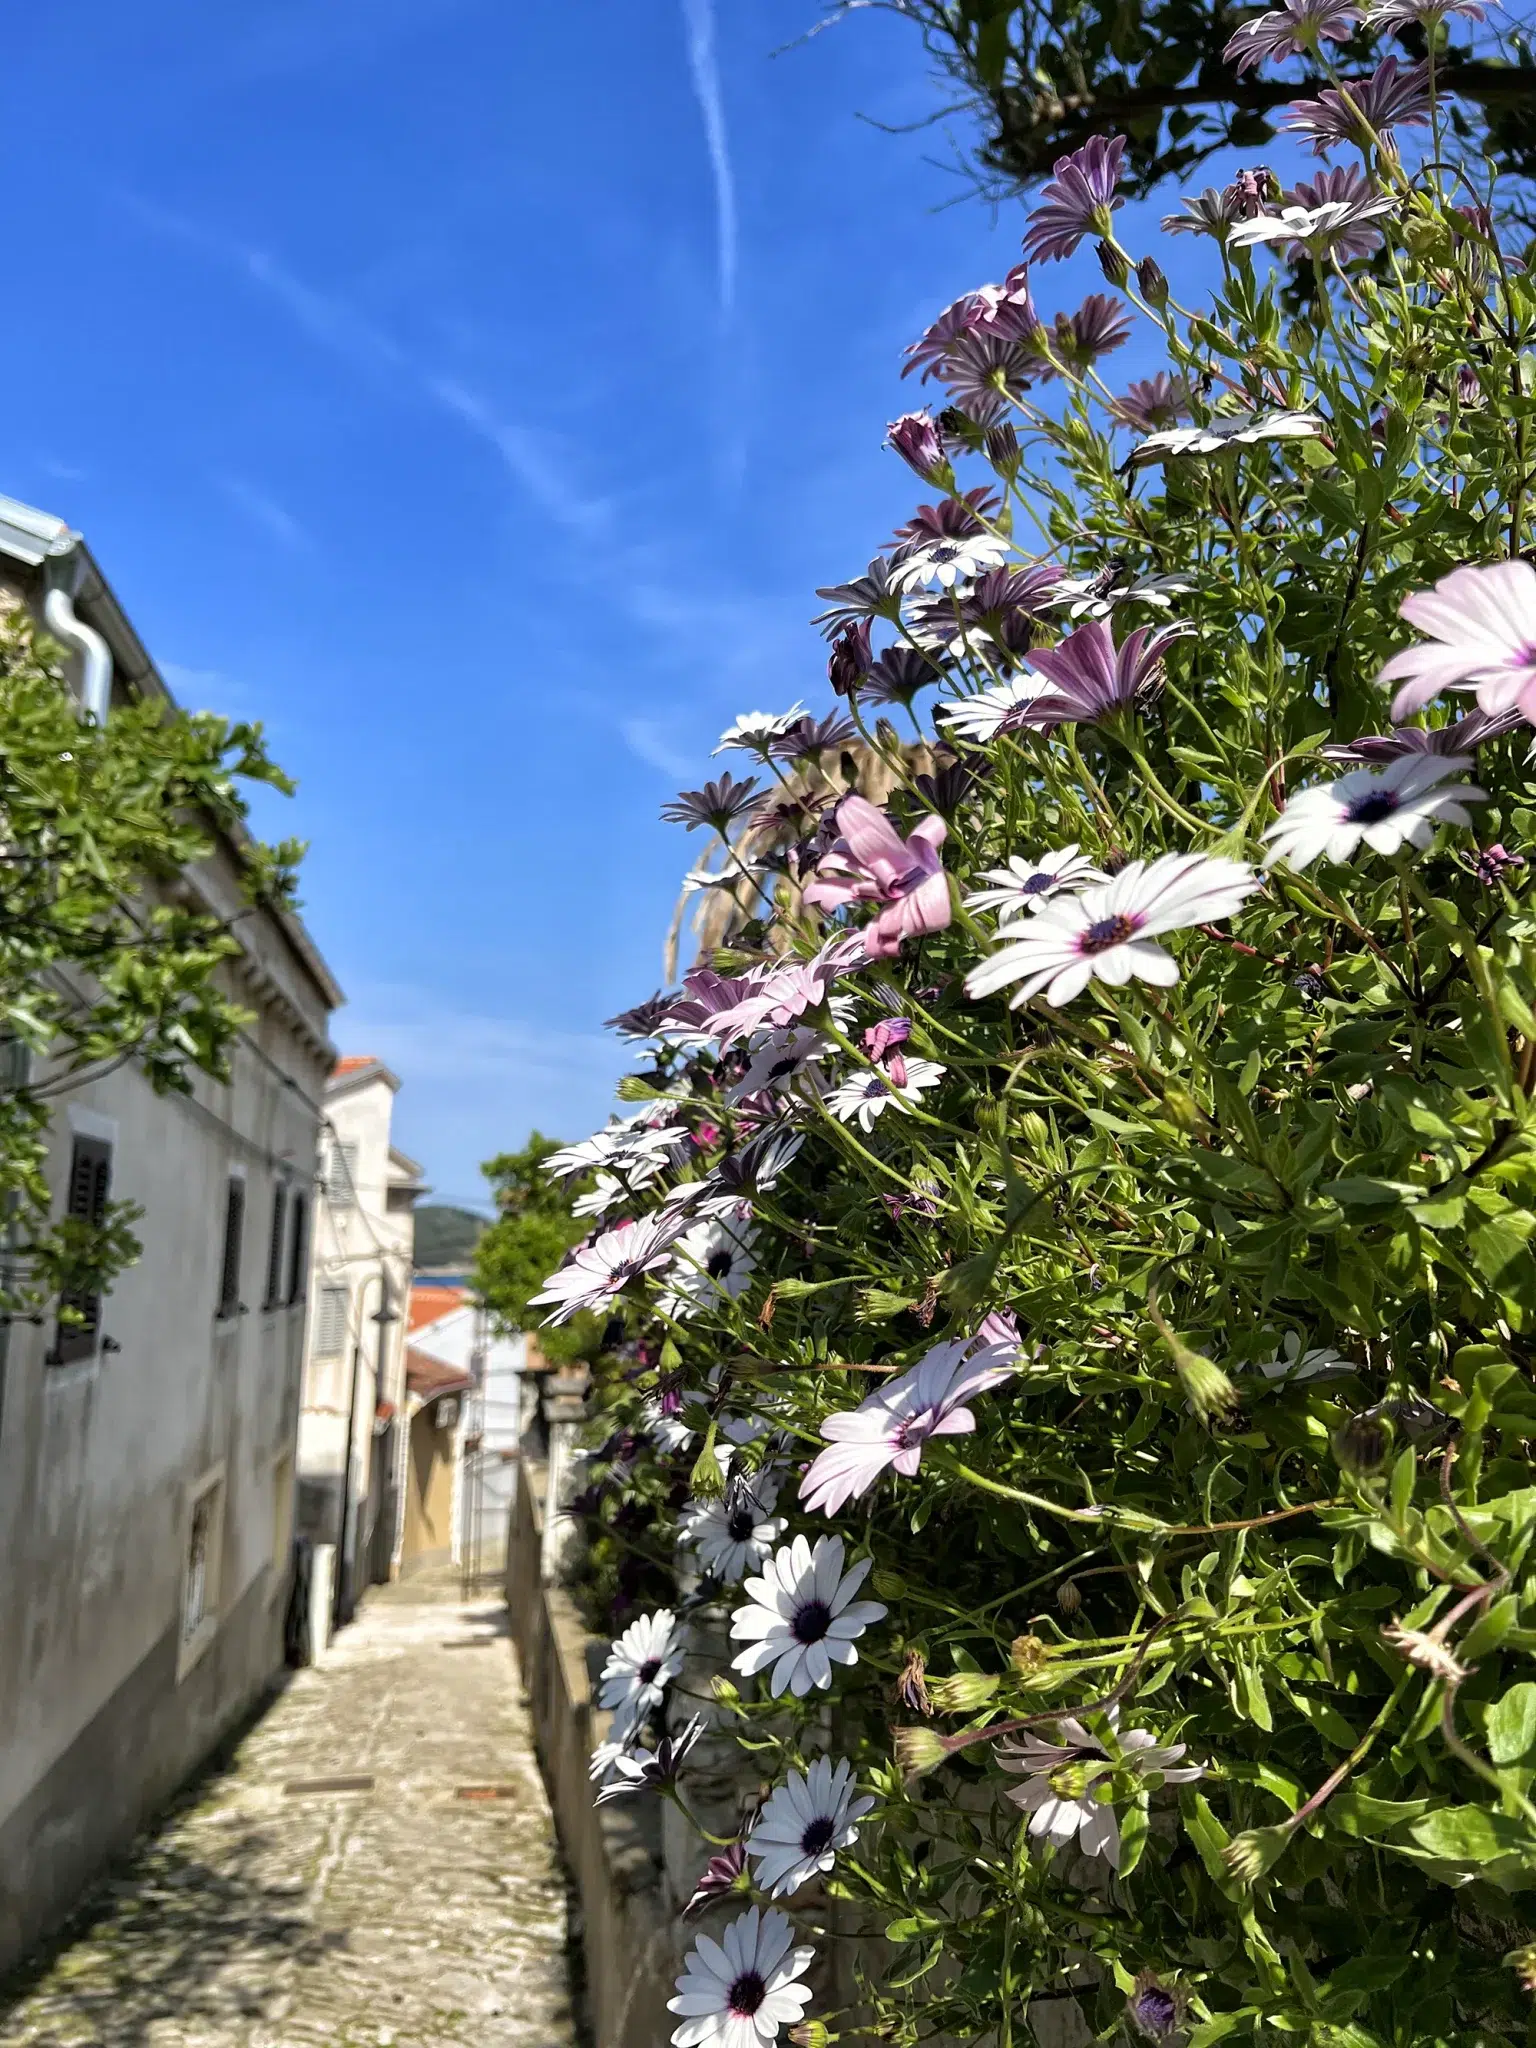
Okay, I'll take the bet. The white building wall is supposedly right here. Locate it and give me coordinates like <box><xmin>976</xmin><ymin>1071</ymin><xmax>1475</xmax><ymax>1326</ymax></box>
<box><xmin>0</xmin><ymin>882</ymin><xmax>335</xmax><ymax>1973</ymax></box>
<box><xmin>296</xmin><ymin>1067</ymin><xmax>415</xmax><ymax>1605</ymax></box>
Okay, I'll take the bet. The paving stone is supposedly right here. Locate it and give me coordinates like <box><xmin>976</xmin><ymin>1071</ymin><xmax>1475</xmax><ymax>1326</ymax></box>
<box><xmin>0</xmin><ymin>1591</ymin><xmax>578</xmax><ymax>2048</ymax></box>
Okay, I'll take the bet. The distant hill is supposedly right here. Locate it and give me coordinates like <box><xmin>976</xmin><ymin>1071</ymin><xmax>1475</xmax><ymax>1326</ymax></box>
<box><xmin>413</xmin><ymin>1204</ymin><xmax>489</xmax><ymax>1269</ymax></box>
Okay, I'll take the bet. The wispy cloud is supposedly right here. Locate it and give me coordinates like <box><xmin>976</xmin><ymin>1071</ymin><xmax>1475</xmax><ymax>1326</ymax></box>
<box><xmin>336</xmin><ymin>981</ymin><xmax>625</xmax><ymax>1199</ymax></box>
<box><xmin>680</xmin><ymin>0</ymin><xmax>739</xmax><ymax>321</ymax></box>
<box><xmin>426</xmin><ymin>377</ymin><xmax>611</xmax><ymax>538</ymax></box>
<box><xmin>622</xmin><ymin>716</ymin><xmax>696</xmax><ymax>781</ymax></box>
<box><xmin>123</xmin><ymin>194</ymin><xmax>597</xmax><ymax>532</ymax></box>
<box><xmin>218</xmin><ymin>476</ymin><xmax>312</xmax><ymax>552</ymax></box>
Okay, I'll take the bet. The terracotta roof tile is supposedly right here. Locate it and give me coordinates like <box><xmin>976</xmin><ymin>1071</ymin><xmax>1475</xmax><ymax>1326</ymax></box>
<box><xmin>406</xmin><ymin>1347</ymin><xmax>473</xmax><ymax>1401</ymax></box>
<box><xmin>333</xmin><ymin>1054</ymin><xmax>376</xmax><ymax>1075</ymax></box>
<box><xmin>408</xmin><ymin>1284</ymin><xmax>466</xmax><ymax>1332</ymax></box>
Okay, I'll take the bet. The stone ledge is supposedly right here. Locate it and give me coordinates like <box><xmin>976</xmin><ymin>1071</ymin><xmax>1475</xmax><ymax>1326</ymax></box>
<box><xmin>505</xmin><ymin>1461</ymin><xmax>677</xmax><ymax>2048</ymax></box>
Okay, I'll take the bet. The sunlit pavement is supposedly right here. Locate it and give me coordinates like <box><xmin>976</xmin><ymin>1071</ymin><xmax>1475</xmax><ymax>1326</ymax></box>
<box><xmin>0</xmin><ymin>1582</ymin><xmax>578</xmax><ymax>2047</ymax></box>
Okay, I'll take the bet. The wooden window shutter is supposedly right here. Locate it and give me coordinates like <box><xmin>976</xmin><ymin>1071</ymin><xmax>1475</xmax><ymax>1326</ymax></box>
<box><xmin>286</xmin><ymin>1191</ymin><xmax>309</xmax><ymax>1304</ymax></box>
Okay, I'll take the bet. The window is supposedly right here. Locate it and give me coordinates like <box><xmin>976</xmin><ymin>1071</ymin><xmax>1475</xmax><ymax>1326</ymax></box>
<box><xmin>216</xmin><ymin>1176</ymin><xmax>245</xmax><ymax>1320</ymax></box>
<box><xmin>314</xmin><ymin>1284</ymin><xmax>348</xmax><ymax>1358</ymax></box>
<box><xmin>327</xmin><ymin>1139</ymin><xmax>359</xmax><ymax>1207</ymax></box>
<box><xmin>264</xmin><ymin>1182</ymin><xmax>288</xmax><ymax>1309</ymax></box>
<box><xmin>286</xmin><ymin>1189</ymin><xmax>309</xmax><ymax>1304</ymax></box>
<box><xmin>178</xmin><ymin>1468</ymin><xmax>225</xmax><ymax>1678</ymax></box>
<box><xmin>52</xmin><ymin>1134</ymin><xmax>112</xmax><ymax>1366</ymax></box>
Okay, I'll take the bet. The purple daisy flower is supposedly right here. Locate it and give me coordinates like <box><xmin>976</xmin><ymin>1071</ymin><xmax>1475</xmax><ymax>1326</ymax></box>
<box><xmin>770</xmin><ymin>711</ymin><xmax>859</xmax><ymax>761</ymax></box>
<box><xmin>1043</xmin><ymin>293</ymin><xmax>1134</xmax><ymax>375</ymax></box>
<box><xmin>888</xmin><ymin>410</ymin><xmax>948</xmax><ymax>482</ymax></box>
<box><xmin>860</xmin><ymin>645</ymin><xmax>944</xmax><ymax>707</ymax></box>
<box><xmin>1013</xmin><ymin>617</ymin><xmax>1191</xmax><ymax>729</ymax></box>
<box><xmin>1282</xmin><ymin>164</ymin><xmax>1394</xmax><ymax>258</ymax></box>
<box><xmin>1224</xmin><ymin>0</ymin><xmax>1360</xmax><ymax>72</ymax></box>
<box><xmin>1281</xmin><ymin>57</ymin><xmax>1430</xmax><ymax>154</ymax></box>
<box><xmin>933</xmin><ymin>332</ymin><xmax>1040</xmax><ymax>422</ymax></box>
<box><xmin>1109</xmin><ymin>374</ymin><xmax>1192</xmax><ymax>432</ymax></box>
<box><xmin>1320</xmin><ymin>704</ymin><xmax>1525</xmax><ymax>763</ymax></box>
<box><xmin>811</xmin><ymin>558</ymin><xmax>905</xmax><ymax>637</ymax></box>
<box><xmin>1021</xmin><ymin>135</ymin><xmax>1127</xmax><ymax>263</ymax></box>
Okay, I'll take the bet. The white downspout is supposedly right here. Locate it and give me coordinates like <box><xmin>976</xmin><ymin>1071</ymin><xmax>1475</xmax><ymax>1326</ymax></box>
<box><xmin>43</xmin><ymin>556</ymin><xmax>111</xmax><ymax>723</ymax></box>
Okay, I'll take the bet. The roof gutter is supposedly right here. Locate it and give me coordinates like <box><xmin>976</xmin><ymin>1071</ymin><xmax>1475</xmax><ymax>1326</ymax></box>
<box><xmin>43</xmin><ymin>550</ymin><xmax>112</xmax><ymax>724</ymax></box>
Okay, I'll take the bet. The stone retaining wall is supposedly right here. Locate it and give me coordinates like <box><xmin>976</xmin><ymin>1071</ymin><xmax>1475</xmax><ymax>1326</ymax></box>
<box><xmin>504</xmin><ymin>1459</ymin><xmax>677</xmax><ymax>2048</ymax></box>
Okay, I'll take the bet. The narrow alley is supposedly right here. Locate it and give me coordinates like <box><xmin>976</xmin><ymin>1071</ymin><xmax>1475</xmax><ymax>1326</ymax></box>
<box><xmin>0</xmin><ymin>1584</ymin><xmax>579</xmax><ymax>2048</ymax></box>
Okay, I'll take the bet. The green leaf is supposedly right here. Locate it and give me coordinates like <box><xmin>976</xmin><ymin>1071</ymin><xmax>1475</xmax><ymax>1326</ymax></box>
<box><xmin>1487</xmin><ymin>1683</ymin><xmax>1536</xmax><ymax>1768</ymax></box>
<box><xmin>1406</xmin><ymin>1805</ymin><xmax>1536</xmax><ymax>1864</ymax></box>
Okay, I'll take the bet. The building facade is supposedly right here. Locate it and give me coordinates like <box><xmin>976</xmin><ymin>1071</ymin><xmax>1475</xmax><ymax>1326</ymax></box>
<box><xmin>401</xmin><ymin>1277</ymin><xmax>532</xmax><ymax>1583</ymax></box>
<box><xmin>0</xmin><ymin>494</ymin><xmax>341</xmax><ymax>1972</ymax></box>
<box><xmin>296</xmin><ymin>1057</ymin><xmax>422</xmax><ymax>1621</ymax></box>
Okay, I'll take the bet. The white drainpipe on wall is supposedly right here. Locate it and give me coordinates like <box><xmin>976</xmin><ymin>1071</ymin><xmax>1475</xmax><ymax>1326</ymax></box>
<box><xmin>43</xmin><ymin>553</ymin><xmax>111</xmax><ymax>723</ymax></box>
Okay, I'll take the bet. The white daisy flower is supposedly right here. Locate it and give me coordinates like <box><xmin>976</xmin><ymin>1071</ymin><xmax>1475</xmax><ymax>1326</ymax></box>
<box><xmin>714</xmin><ymin>705</ymin><xmax>809</xmax><ymax>758</ymax></box>
<box><xmin>891</xmin><ymin>529</ymin><xmax>1010</xmax><ymax>591</ymax></box>
<box><xmin>965</xmin><ymin>845</ymin><xmax>1108</xmax><ymax>923</ymax></box>
<box><xmin>1132</xmin><ymin>409</ymin><xmax>1325</xmax><ymax>462</ymax></box>
<box><xmin>1263</xmin><ymin>754</ymin><xmax>1485</xmax><ymax>870</ymax></box>
<box><xmin>571</xmin><ymin>1171</ymin><xmax>628</xmax><ymax>1220</ymax></box>
<box><xmin>1248</xmin><ymin>1332</ymin><xmax>1354</xmax><ymax>1383</ymax></box>
<box><xmin>730</xmin><ymin>1534</ymin><xmax>887</xmax><ymax>1698</ymax></box>
<box><xmin>668</xmin><ymin>1906</ymin><xmax>816</xmax><ymax>2048</ymax></box>
<box><xmin>661</xmin><ymin>1218</ymin><xmax>760</xmax><ymax>1320</ymax></box>
<box><xmin>598</xmin><ymin>1608</ymin><xmax>683</xmax><ymax>1736</ymax></box>
<box><xmin>679</xmin><ymin>1471</ymin><xmax>787</xmax><ymax>1582</ymax></box>
<box><xmin>965</xmin><ymin>852</ymin><xmax>1259</xmax><ymax>1008</ymax></box>
<box><xmin>684</xmin><ymin>861</ymin><xmax>775</xmax><ymax>895</ymax></box>
<box><xmin>999</xmin><ymin>1707</ymin><xmax>1204</xmax><ymax>1870</ymax></box>
<box><xmin>937</xmin><ymin>676</ymin><xmax>1053</xmax><ymax>744</ymax></box>
<box><xmin>642</xmin><ymin>1391</ymin><xmax>699</xmax><ymax>1454</ymax></box>
<box><xmin>1050</xmin><ymin>571</ymin><xmax>1195</xmax><ymax>618</ymax></box>
<box><xmin>745</xmin><ymin>1758</ymin><xmax>875</xmax><ymax>1899</ymax></box>
<box><xmin>589</xmin><ymin>1735</ymin><xmax>633</xmax><ymax>1784</ymax></box>
<box><xmin>593</xmin><ymin>1716</ymin><xmax>707</xmax><ymax>1805</ymax></box>
<box><xmin>824</xmin><ymin>1057</ymin><xmax>946</xmax><ymax>1132</ymax></box>
<box><xmin>1228</xmin><ymin>195</ymin><xmax>1396</xmax><ymax>255</ymax></box>
<box><xmin>529</xmin><ymin>1212</ymin><xmax>685</xmax><ymax>1324</ymax></box>
<box><xmin>730</xmin><ymin>1027</ymin><xmax>831</xmax><ymax>1103</ymax></box>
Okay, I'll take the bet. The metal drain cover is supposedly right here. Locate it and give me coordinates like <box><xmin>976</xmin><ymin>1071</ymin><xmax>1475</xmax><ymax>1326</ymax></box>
<box><xmin>283</xmin><ymin>1775</ymin><xmax>376</xmax><ymax>1796</ymax></box>
<box><xmin>454</xmin><ymin>1784</ymin><xmax>519</xmax><ymax>1801</ymax></box>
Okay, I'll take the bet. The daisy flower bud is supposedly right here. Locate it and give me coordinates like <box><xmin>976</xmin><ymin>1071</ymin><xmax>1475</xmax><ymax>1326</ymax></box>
<box><xmin>893</xmin><ymin>1725</ymin><xmax>949</xmax><ymax>1782</ymax></box>
<box><xmin>928</xmin><ymin>1671</ymin><xmax>1000</xmax><ymax>1712</ymax></box>
<box><xmin>1137</xmin><ymin>255</ymin><xmax>1169</xmax><ymax>304</ymax></box>
<box><xmin>1097</xmin><ymin>238</ymin><xmax>1131</xmax><ymax>288</ymax></box>
<box><xmin>1507</xmin><ymin>1944</ymin><xmax>1536</xmax><ymax>1995</ymax></box>
<box><xmin>1056</xmin><ymin>1579</ymin><xmax>1083</xmax><ymax>1617</ymax></box>
<box><xmin>1381</xmin><ymin>1620</ymin><xmax>1470</xmax><ymax>1685</ymax></box>
<box><xmin>872</xmin><ymin>1568</ymin><xmax>907</xmax><ymax>1601</ymax></box>
<box><xmin>790</xmin><ymin>2025</ymin><xmax>833</xmax><ymax>2047</ymax></box>
<box><xmin>1162</xmin><ymin>1332</ymin><xmax>1238</xmax><ymax>1421</ymax></box>
<box><xmin>1333</xmin><ymin>1409</ymin><xmax>1391</xmax><ymax>1476</ymax></box>
<box><xmin>689</xmin><ymin>1428</ymin><xmax>726</xmax><ymax>1501</ymax></box>
<box><xmin>1222</xmin><ymin>1824</ymin><xmax>1290</xmax><ymax>1884</ymax></box>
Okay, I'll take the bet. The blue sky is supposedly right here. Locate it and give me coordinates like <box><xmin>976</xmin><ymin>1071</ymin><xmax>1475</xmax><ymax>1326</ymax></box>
<box><xmin>5</xmin><ymin>1</ymin><xmax>1307</xmax><ymax>1206</ymax></box>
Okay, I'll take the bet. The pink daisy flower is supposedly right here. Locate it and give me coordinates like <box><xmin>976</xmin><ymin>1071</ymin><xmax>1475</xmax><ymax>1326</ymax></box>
<box><xmin>802</xmin><ymin>796</ymin><xmax>953</xmax><ymax>960</ymax></box>
<box><xmin>1379</xmin><ymin>561</ymin><xmax>1536</xmax><ymax>725</ymax></box>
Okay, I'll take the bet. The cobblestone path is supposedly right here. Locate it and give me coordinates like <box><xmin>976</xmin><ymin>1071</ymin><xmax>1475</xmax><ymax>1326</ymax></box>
<box><xmin>0</xmin><ymin>1588</ymin><xmax>578</xmax><ymax>2048</ymax></box>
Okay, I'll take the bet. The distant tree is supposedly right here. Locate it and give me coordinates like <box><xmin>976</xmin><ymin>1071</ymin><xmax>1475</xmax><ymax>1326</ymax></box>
<box><xmin>0</xmin><ymin>596</ymin><xmax>303</xmax><ymax>1327</ymax></box>
<box><xmin>472</xmin><ymin>1132</ymin><xmax>598</xmax><ymax>1365</ymax></box>
<box><xmin>829</xmin><ymin>0</ymin><xmax>1536</xmax><ymax>198</ymax></box>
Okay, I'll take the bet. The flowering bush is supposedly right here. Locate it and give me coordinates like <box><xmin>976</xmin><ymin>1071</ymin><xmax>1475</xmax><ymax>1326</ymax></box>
<box><xmin>538</xmin><ymin>44</ymin><xmax>1536</xmax><ymax>2048</ymax></box>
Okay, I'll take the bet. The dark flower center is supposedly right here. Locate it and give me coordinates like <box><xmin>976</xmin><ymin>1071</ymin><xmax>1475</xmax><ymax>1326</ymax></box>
<box><xmin>928</xmin><ymin>543</ymin><xmax>962</xmax><ymax>564</ymax></box>
<box><xmin>727</xmin><ymin>1508</ymin><xmax>757</xmax><ymax>1541</ymax></box>
<box><xmin>791</xmin><ymin>1598</ymin><xmax>833</xmax><ymax>1644</ymax></box>
<box><xmin>638</xmin><ymin>1657</ymin><xmax>662</xmax><ymax>1684</ymax></box>
<box><xmin>727</xmin><ymin>1971</ymin><xmax>767</xmax><ymax>2018</ymax></box>
<box><xmin>767</xmin><ymin>1056</ymin><xmax>799</xmax><ymax>1082</ymax></box>
<box><xmin>1080</xmin><ymin>913</ymin><xmax>1139</xmax><ymax>953</ymax></box>
<box><xmin>863</xmin><ymin>1077</ymin><xmax>890</xmax><ymax>1099</ymax></box>
<box><xmin>706</xmin><ymin>1249</ymin><xmax>734</xmax><ymax>1279</ymax></box>
<box><xmin>1347</xmin><ymin>789</ymin><xmax>1401</xmax><ymax>825</ymax></box>
<box><xmin>801</xmin><ymin>1815</ymin><xmax>837</xmax><ymax>1857</ymax></box>
<box><xmin>1021</xmin><ymin>871</ymin><xmax>1054</xmax><ymax>893</ymax></box>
